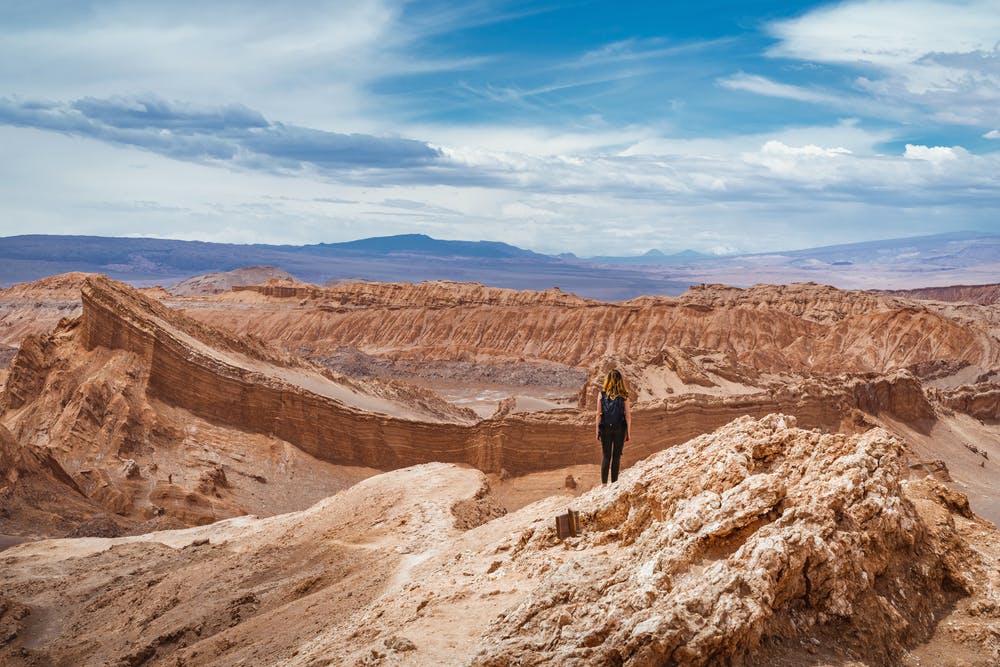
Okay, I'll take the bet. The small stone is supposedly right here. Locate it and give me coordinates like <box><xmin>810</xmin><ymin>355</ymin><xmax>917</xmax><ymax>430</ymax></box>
<box><xmin>122</xmin><ymin>459</ymin><xmax>141</xmax><ymax>479</ymax></box>
<box><xmin>384</xmin><ymin>636</ymin><xmax>416</xmax><ymax>652</ymax></box>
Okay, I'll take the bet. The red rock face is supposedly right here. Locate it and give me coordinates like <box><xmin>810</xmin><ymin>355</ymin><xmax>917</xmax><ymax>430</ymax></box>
<box><xmin>934</xmin><ymin>382</ymin><xmax>1000</xmax><ymax>421</ymax></box>
<box><xmin>168</xmin><ymin>266</ymin><xmax>300</xmax><ymax>296</ymax></box>
<box><xmin>884</xmin><ymin>282</ymin><xmax>1000</xmax><ymax>305</ymax></box>
<box><xmin>1</xmin><ymin>273</ymin><xmax>997</xmax><ymax>538</ymax></box>
<box><xmin>0</xmin><ymin>273</ymin><xmax>89</xmax><ymax>348</ymax></box>
<box><xmin>0</xmin><ymin>423</ymin><xmax>133</xmax><ymax>537</ymax></box>
<box><xmin>1</xmin><ymin>273</ymin><xmax>999</xmax><ymax>664</ymax></box>
<box><xmin>178</xmin><ymin>280</ymin><xmax>997</xmax><ymax>373</ymax></box>
<box><xmin>83</xmin><ymin>278</ymin><xmax>951</xmax><ymax>473</ymax></box>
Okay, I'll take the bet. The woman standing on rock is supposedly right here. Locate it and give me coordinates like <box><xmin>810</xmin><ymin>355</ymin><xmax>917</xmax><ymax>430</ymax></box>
<box><xmin>596</xmin><ymin>369</ymin><xmax>631</xmax><ymax>484</ymax></box>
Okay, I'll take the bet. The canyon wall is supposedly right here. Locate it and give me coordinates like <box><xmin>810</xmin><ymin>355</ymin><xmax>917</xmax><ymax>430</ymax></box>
<box><xmin>182</xmin><ymin>281</ymin><xmax>997</xmax><ymax>374</ymax></box>
<box><xmin>0</xmin><ymin>278</ymin><xmax>933</xmax><ymax>477</ymax></box>
<box><xmin>885</xmin><ymin>283</ymin><xmax>1000</xmax><ymax>305</ymax></box>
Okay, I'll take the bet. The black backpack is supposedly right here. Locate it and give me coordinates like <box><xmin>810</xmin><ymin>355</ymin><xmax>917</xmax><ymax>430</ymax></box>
<box><xmin>600</xmin><ymin>392</ymin><xmax>626</xmax><ymax>428</ymax></box>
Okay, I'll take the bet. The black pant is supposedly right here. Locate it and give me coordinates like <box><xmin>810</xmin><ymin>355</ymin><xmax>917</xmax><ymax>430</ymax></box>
<box><xmin>600</xmin><ymin>423</ymin><xmax>626</xmax><ymax>483</ymax></box>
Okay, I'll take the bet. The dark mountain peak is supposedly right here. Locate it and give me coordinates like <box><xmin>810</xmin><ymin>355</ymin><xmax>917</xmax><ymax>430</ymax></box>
<box><xmin>302</xmin><ymin>234</ymin><xmax>543</xmax><ymax>260</ymax></box>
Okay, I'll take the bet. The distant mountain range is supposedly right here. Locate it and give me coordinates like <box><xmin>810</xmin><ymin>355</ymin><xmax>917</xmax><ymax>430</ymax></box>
<box><xmin>0</xmin><ymin>230</ymin><xmax>997</xmax><ymax>299</ymax></box>
<box><xmin>0</xmin><ymin>233</ymin><xmax>688</xmax><ymax>300</ymax></box>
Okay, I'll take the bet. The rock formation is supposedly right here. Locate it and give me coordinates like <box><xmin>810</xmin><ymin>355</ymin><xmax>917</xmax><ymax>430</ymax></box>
<box><xmin>1</xmin><ymin>269</ymin><xmax>999</xmax><ymax>664</ymax></box>
<box><xmin>1</xmin><ymin>416</ymin><xmax>997</xmax><ymax>666</ymax></box>
<box><xmin>3</xmin><ymin>274</ymin><xmax>998</xmax><ymax>537</ymax></box>
<box><xmin>168</xmin><ymin>266</ymin><xmax>302</xmax><ymax>296</ymax></box>
<box><xmin>177</xmin><ymin>281</ymin><xmax>1000</xmax><ymax>377</ymax></box>
<box><xmin>1</xmin><ymin>276</ymin><xmax>482</xmax><ymax>530</ymax></box>
<box><xmin>0</xmin><ymin>272</ymin><xmax>88</xmax><ymax>349</ymax></box>
<box><xmin>0</xmin><ymin>424</ymin><xmax>134</xmax><ymax>537</ymax></box>
<box><xmin>933</xmin><ymin>382</ymin><xmax>1000</xmax><ymax>421</ymax></box>
<box><xmin>884</xmin><ymin>283</ymin><xmax>1000</xmax><ymax>305</ymax></box>
<box><xmin>4</xmin><ymin>277</ymin><xmax>956</xmax><ymax>492</ymax></box>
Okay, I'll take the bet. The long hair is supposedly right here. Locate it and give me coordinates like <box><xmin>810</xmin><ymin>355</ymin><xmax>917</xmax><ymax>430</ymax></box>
<box><xmin>602</xmin><ymin>369</ymin><xmax>629</xmax><ymax>400</ymax></box>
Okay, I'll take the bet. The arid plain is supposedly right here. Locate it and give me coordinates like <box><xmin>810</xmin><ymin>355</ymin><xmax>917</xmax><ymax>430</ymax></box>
<box><xmin>1</xmin><ymin>267</ymin><xmax>999</xmax><ymax>666</ymax></box>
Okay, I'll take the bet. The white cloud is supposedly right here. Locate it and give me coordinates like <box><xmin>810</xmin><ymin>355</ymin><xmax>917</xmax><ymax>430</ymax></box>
<box><xmin>1</xmin><ymin>1</ymin><xmax>998</xmax><ymax>257</ymax></box>
<box><xmin>759</xmin><ymin>141</ymin><xmax>852</xmax><ymax>158</ymax></box>
<box><xmin>719</xmin><ymin>73</ymin><xmax>845</xmax><ymax>106</ymax></box>
<box><xmin>763</xmin><ymin>0</ymin><xmax>1000</xmax><ymax>126</ymax></box>
<box><xmin>0</xmin><ymin>0</ymin><xmax>484</xmax><ymax>132</ymax></box>
<box><xmin>742</xmin><ymin>141</ymin><xmax>857</xmax><ymax>181</ymax></box>
<box><xmin>3</xmin><ymin>101</ymin><xmax>998</xmax><ymax>256</ymax></box>
<box><xmin>500</xmin><ymin>201</ymin><xmax>560</xmax><ymax>219</ymax></box>
<box><xmin>620</xmin><ymin>119</ymin><xmax>894</xmax><ymax>158</ymax></box>
<box><xmin>768</xmin><ymin>1</ymin><xmax>1000</xmax><ymax>67</ymax></box>
<box><xmin>903</xmin><ymin>144</ymin><xmax>966</xmax><ymax>161</ymax></box>
<box><xmin>985</xmin><ymin>130</ymin><xmax>1000</xmax><ymax>139</ymax></box>
<box><xmin>717</xmin><ymin>72</ymin><xmax>916</xmax><ymax>121</ymax></box>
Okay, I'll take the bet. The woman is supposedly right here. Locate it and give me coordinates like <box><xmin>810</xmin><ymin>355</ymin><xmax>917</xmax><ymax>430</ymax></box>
<box><xmin>595</xmin><ymin>369</ymin><xmax>631</xmax><ymax>484</ymax></box>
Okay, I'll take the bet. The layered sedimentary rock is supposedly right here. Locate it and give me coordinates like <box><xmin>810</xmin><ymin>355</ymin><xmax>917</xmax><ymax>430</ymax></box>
<box><xmin>1</xmin><ymin>416</ymin><xmax>996</xmax><ymax>666</ymax></box>
<box><xmin>0</xmin><ymin>424</ymin><xmax>134</xmax><ymax>537</ymax></box>
<box><xmin>0</xmin><ymin>272</ymin><xmax>87</xmax><ymax>350</ymax></box>
<box><xmin>0</xmin><ymin>274</ymin><xmax>958</xmax><ymax>540</ymax></box>
<box><xmin>1</xmin><ymin>273</ymin><xmax>995</xmax><ymax>540</ymax></box>
<box><xmin>0</xmin><ymin>277</ymin><xmax>480</xmax><ymax>529</ymax></box>
<box><xmin>168</xmin><ymin>266</ymin><xmax>300</xmax><ymax>296</ymax></box>
<box><xmin>3</xmin><ymin>277</ymin><xmax>945</xmax><ymax>486</ymax></box>
<box><xmin>179</xmin><ymin>280</ymin><xmax>998</xmax><ymax>375</ymax></box>
<box><xmin>885</xmin><ymin>283</ymin><xmax>1000</xmax><ymax>305</ymax></box>
<box><xmin>933</xmin><ymin>382</ymin><xmax>1000</xmax><ymax>421</ymax></box>
<box><xmin>233</xmin><ymin>279</ymin><xmax>593</xmax><ymax>308</ymax></box>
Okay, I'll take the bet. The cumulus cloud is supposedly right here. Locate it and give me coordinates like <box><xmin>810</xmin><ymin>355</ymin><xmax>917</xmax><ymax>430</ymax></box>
<box><xmin>0</xmin><ymin>95</ymin><xmax>441</xmax><ymax>171</ymax></box>
<box><xmin>985</xmin><ymin>130</ymin><xmax>1000</xmax><ymax>139</ymax></box>
<box><xmin>903</xmin><ymin>144</ymin><xmax>966</xmax><ymax>162</ymax></box>
<box><xmin>2</xmin><ymin>90</ymin><xmax>997</xmax><ymax>252</ymax></box>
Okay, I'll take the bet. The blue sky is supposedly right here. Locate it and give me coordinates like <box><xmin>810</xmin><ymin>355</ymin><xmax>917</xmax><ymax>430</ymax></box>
<box><xmin>1</xmin><ymin>0</ymin><xmax>998</xmax><ymax>255</ymax></box>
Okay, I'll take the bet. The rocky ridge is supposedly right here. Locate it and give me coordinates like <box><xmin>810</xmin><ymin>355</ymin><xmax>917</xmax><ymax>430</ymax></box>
<box><xmin>178</xmin><ymin>280</ymin><xmax>998</xmax><ymax>376</ymax></box>
<box><xmin>4</xmin><ymin>275</ymin><xmax>1000</xmax><ymax>536</ymax></box>
<box><xmin>0</xmin><ymin>416</ymin><xmax>997</xmax><ymax>666</ymax></box>
<box><xmin>167</xmin><ymin>266</ymin><xmax>301</xmax><ymax>296</ymax></box>
<box><xmin>0</xmin><ymin>272</ymin><xmax>88</xmax><ymax>350</ymax></box>
<box><xmin>0</xmin><ymin>271</ymin><xmax>999</xmax><ymax>664</ymax></box>
<box><xmin>884</xmin><ymin>283</ymin><xmax>1000</xmax><ymax>305</ymax></box>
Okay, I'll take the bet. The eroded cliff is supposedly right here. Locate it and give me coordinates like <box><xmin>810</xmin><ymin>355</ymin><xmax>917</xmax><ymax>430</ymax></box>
<box><xmin>2</xmin><ymin>275</ymin><xmax>998</xmax><ymax>535</ymax></box>
<box><xmin>178</xmin><ymin>280</ymin><xmax>999</xmax><ymax>376</ymax></box>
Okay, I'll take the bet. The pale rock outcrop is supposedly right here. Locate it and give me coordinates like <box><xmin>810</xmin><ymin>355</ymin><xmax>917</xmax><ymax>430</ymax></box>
<box><xmin>1</xmin><ymin>415</ymin><xmax>997</xmax><ymax>666</ymax></box>
<box><xmin>467</xmin><ymin>414</ymin><xmax>997</xmax><ymax>666</ymax></box>
<box><xmin>168</xmin><ymin>266</ymin><xmax>300</xmax><ymax>296</ymax></box>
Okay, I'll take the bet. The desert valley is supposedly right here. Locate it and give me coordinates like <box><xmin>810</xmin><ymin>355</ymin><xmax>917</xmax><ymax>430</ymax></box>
<box><xmin>5</xmin><ymin>0</ymin><xmax>1000</xmax><ymax>662</ymax></box>
<box><xmin>0</xmin><ymin>264</ymin><xmax>998</xmax><ymax>666</ymax></box>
